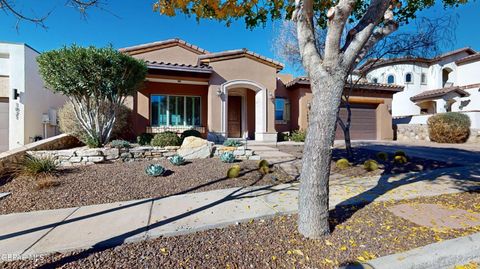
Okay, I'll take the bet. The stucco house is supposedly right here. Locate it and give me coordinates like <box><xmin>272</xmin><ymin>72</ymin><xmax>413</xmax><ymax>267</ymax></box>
<box><xmin>0</xmin><ymin>42</ymin><xmax>66</xmax><ymax>153</ymax></box>
<box><xmin>121</xmin><ymin>38</ymin><xmax>402</xmax><ymax>142</ymax></box>
<box><xmin>359</xmin><ymin>48</ymin><xmax>480</xmax><ymax>129</ymax></box>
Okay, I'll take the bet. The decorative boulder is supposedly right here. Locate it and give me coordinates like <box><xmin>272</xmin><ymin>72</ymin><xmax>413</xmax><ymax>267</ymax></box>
<box><xmin>177</xmin><ymin>136</ymin><xmax>214</xmax><ymax>159</ymax></box>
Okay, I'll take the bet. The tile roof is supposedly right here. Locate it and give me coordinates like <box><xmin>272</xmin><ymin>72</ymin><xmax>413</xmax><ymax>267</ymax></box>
<box><xmin>285</xmin><ymin>76</ymin><xmax>404</xmax><ymax>92</ymax></box>
<box><xmin>146</xmin><ymin>61</ymin><xmax>213</xmax><ymax>73</ymax></box>
<box><xmin>455</xmin><ymin>53</ymin><xmax>480</xmax><ymax>65</ymax></box>
<box><xmin>198</xmin><ymin>49</ymin><xmax>284</xmax><ymax>71</ymax></box>
<box><xmin>119</xmin><ymin>38</ymin><xmax>209</xmax><ymax>54</ymax></box>
<box><xmin>410</xmin><ymin>86</ymin><xmax>470</xmax><ymax>102</ymax></box>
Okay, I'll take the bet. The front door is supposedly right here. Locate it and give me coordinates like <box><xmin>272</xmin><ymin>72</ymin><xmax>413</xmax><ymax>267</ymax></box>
<box><xmin>228</xmin><ymin>96</ymin><xmax>242</xmax><ymax>138</ymax></box>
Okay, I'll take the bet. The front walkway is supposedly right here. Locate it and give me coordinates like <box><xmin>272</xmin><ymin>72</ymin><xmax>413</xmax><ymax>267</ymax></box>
<box><xmin>1</xmin><ymin>163</ymin><xmax>480</xmax><ymax>260</ymax></box>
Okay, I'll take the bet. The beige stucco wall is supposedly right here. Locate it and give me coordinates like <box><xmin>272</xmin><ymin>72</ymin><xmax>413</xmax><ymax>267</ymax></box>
<box><xmin>206</xmin><ymin>57</ymin><xmax>278</xmax><ymax>134</ymax></box>
<box><xmin>130</xmin><ymin>46</ymin><xmax>201</xmax><ymax>65</ymax></box>
<box><xmin>0</xmin><ymin>76</ymin><xmax>8</xmax><ymax>97</ymax></box>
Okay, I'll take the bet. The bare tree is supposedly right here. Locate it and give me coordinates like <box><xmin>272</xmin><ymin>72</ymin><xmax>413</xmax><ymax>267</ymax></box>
<box><xmin>273</xmin><ymin>15</ymin><xmax>457</xmax><ymax>157</ymax></box>
<box><xmin>0</xmin><ymin>0</ymin><xmax>101</xmax><ymax>28</ymax></box>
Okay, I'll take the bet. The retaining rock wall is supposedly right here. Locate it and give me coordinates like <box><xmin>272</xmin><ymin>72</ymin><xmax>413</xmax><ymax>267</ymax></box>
<box><xmin>396</xmin><ymin>124</ymin><xmax>480</xmax><ymax>143</ymax></box>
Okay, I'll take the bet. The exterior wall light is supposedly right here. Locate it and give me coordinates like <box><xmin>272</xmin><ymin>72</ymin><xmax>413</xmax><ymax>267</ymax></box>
<box><xmin>12</xmin><ymin>88</ymin><xmax>20</xmax><ymax>100</ymax></box>
<box><xmin>216</xmin><ymin>88</ymin><xmax>222</xmax><ymax>96</ymax></box>
<box><xmin>268</xmin><ymin>91</ymin><xmax>275</xmax><ymax>101</ymax></box>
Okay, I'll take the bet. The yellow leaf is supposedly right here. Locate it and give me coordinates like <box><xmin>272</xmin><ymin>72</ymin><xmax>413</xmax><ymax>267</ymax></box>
<box><xmin>340</xmin><ymin>246</ymin><xmax>347</xmax><ymax>251</ymax></box>
<box><xmin>325</xmin><ymin>240</ymin><xmax>333</xmax><ymax>246</ymax></box>
<box><xmin>271</xmin><ymin>256</ymin><xmax>277</xmax><ymax>261</ymax></box>
<box><xmin>357</xmin><ymin>256</ymin><xmax>366</xmax><ymax>262</ymax></box>
<box><xmin>324</xmin><ymin>258</ymin><xmax>334</xmax><ymax>264</ymax></box>
<box><xmin>288</xmin><ymin>249</ymin><xmax>304</xmax><ymax>256</ymax></box>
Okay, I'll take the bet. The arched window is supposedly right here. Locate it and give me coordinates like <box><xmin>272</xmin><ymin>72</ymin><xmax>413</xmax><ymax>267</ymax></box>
<box><xmin>387</xmin><ymin>74</ymin><xmax>395</xmax><ymax>84</ymax></box>
<box><xmin>372</xmin><ymin>77</ymin><xmax>378</xmax><ymax>83</ymax></box>
<box><xmin>405</xmin><ymin>73</ymin><xmax>413</xmax><ymax>83</ymax></box>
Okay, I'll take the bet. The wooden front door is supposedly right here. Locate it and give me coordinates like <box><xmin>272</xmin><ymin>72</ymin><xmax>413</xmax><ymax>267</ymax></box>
<box><xmin>228</xmin><ymin>96</ymin><xmax>242</xmax><ymax>138</ymax></box>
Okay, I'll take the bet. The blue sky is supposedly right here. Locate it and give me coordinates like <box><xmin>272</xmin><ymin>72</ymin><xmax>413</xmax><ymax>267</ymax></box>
<box><xmin>1</xmin><ymin>0</ymin><xmax>479</xmax><ymax>75</ymax></box>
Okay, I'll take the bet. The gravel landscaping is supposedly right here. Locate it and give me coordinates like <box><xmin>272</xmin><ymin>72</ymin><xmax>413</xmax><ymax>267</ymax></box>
<box><xmin>0</xmin><ymin>159</ymin><xmax>291</xmax><ymax>215</ymax></box>
<box><xmin>3</xmin><ymin>191</ymin><xmax>479</xmax><ymax>268</ymax></box>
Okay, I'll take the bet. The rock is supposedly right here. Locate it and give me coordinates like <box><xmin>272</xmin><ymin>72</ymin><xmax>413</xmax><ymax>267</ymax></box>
<box><xmin>103</xmin><ymin>148</ymin><xmax>120</xmax><ymax>160</ymax></box>
<box><xmin>177</xmin><ymin>137</ymin><xmax>213</xmax><ymax>159</ymax></box>
<box><xmin>77</xmin><ymin>149</ymin><xmax>103</xmax><ymax>157</ymax></box>
<box><xmin>87</xmin><ymin>156</ymin><xmax>105</xmax><ymax>163</ymax></box>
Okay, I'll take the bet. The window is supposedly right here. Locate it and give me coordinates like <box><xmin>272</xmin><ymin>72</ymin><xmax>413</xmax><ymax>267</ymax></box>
<box><xmin>275</xmin><ymin>98</ymin><xmax>290</xmax><ymax>122</ymax></box>
<box><xmin>372</xmin><ymin>77</ymin><xmax>378</xmax><ymax>83</ymax></box>
<box><xmin>405</xmin><ymin>73</ymin><xmax>413</xmax><ymax>83</ymax></box>
<box><xmin>151</xmin><ymin>95</ymin><xmax>201</xmax><ymax>126</ymax></box>
<box><xmin>387</xmin><ymin>74</ymin><xmax>395</xmax><ymax>84</ymax></box>
<box><xmin>421</xmin><ymin>73</ymin><xmax>427</xmax><ymax>85</ymax></box>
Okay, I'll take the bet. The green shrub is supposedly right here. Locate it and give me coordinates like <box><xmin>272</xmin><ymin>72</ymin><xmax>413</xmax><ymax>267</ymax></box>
<box><xmin>394</xmin><ymin>155</ymin><xmax>408</xmax><ymax>164</ymax></box>
<box><xmin>180</xmin><ymin>129</ymin><xmax>202</xmax><ymax>142</ymax></box>
<box><xmin>428</xmin><ymin>112</ymin><xmax>471</xmax><ymax>143</ymax></box>
<box><xmin>290</xmin><ymin>129</ymin><xmax>306</xmax><ymax>142</ymax></box>
<box><xmin>20</xmin><ymin>155</ymin><xmax>58</xmax><ymax>176</ymax></box>
<box><xmin>394</xmin><ymin>150</ymin><xmax>406</xmax><ymax>157</ymax></box>
<box><xmin>336</xmin><ymin>158</ymin><xmax>351</xmax><ymax>169</ymax></box>
<box><xmin>150</xmin><ymin>132</ymin><xmax>181</xmax><ymax>147</ymax></box>
<box><xmin>227</xmin><ymin>165</ymin><xmax>241</xmax><ymax>178</ymax></box>
<box><xmin>85</xmin><ymin>136</ymin><xmax>102</xmax><ymax>148</ymax></box>
<box><xmin>363</xmin><ymin>159</ymin><xmax>379</xmax><ymax>172</ymax></box>
<box><xmin>376</xmin><ymin>152</ymin><xmax>389</xmax><ymax>161</ymax></box>
<box><xmin>277</xmin><ymin>132</ymin><xmax>289</xmax><ymax>142</ymax></box>
<box><xmin>145</xmin><ymin>164</ymin><xmax>166</xmax><ymax>177</ymax></box>
<box><xmin>137</xmin><ymin>133</ymin><xmax>154</xmax><ymax>146</ymax></box>
<box><xmin>169</xmin><ymin>154</ymin><xmax>185</xmax><ymax>166</ymax></box>
<box><xmin>223</xmin><ymin>139</ymin><xmax>243</xmax><ymax>147</ymax></box>
<box><xmin>220</xmin><ymin>151</ymin><xmax>236</xmax><ymax>163</ymax></box>
<box><xmin>258</xmin><ymin>160</ymin><xmax>269</xmax><ymax>168</ymax></box>
<box><xmin>110</xmin><ymin>140</ymin><xmax>131</xmax><ymax>149</ymax></box>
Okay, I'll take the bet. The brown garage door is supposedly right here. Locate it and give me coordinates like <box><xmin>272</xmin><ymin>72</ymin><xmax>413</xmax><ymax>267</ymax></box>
<box><xmin>336</xmin><ymin>103</ymin><xmax>377</xmax><ymax>140</ymax></box>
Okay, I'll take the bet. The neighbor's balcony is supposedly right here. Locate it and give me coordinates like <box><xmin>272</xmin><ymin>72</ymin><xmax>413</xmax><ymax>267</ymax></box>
<box><xmin>146</xmin><ymin>126</ymin><xmax>206</xmax><ymax>134</ymax></box>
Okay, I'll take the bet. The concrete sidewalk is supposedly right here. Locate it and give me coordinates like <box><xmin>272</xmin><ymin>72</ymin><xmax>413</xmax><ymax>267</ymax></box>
<box><xmin>1</xmin><ymin>163</ymin><xmax>480</xmax><ymax>260</ymax></box>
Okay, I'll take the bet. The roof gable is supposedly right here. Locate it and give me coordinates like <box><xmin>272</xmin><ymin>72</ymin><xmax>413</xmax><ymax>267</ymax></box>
<box><xmin>198</xmin><ymin>49</ymin><xmax>284</xmax><ymax>72</ymax></box>
<box><xmin>119</xmin><ymin>38</ymin><xmax>209</xmax><ymax>55</ymax></box>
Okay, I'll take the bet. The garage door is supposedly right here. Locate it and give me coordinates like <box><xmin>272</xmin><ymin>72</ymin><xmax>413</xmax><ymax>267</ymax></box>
<box><xmin>336</xmin><ymin>103</ymin><xmax>377</xmax><ymax>140</ymax></box>
<box><xmin>0</xmin><ymin>99</ymin><xmax>8</xmax><ymax>152</ymax></box>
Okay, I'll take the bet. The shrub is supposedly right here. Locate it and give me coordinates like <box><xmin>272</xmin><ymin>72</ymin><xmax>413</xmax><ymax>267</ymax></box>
<box><xmin>150</xmin><ymin>132</ymin><xmax>181</xmax><ymax>147</ymax></box>
<box><xmin>428</xmin><ymin>112</ymin><xmax>471</xmax><ymax>143</ymax></box>
<box><xmin>84</xmin><ymin>136</ymin><xmax>102</xmax><ymax>148</ymax></box>
<box><xmin>223</xmin><ymin>139</ymin><xmax>243</xmax><ymax>147</ymax></box>
<box><xmin>36</xmin><ymin>176</ymin><xmax>62</xmax><ymax>189</ymax></box>
<box><xmin>277</xmin><ymin>132</ymin><xmax>289</xmax><ymax>142</ymax></box>
<box><xmin>20</xmin><ymin>155</ymin><xmax>58</xmax><ymax>177</ymax></box>
<box><xmin>376</xmin><ymin>152</ymin><xmax>389</xmax><ymax>162</ymax></box>
<box><xmin>220</xmin><ymin>152</ymin><xmax>236</xmax><ymax>163</ymax></box>
<box><xmin>363</xmin><ymin>159</ymin><xmax>379</xmax><ymax>172</ymax></box>
<box><xmin>137</xmin><ymin>133</ymin><xmax>154</xmax><ymax>146</ymax></box>
<box><xmin>227</xmin><ymin>165</ymin><xmax>241</xmax><ymax>178</ymax></box>
<box><xmin>394</xmin><ymin>150</ymin><xmax>406</xmax><ymax>157</ymax></box>
<box><xmin>169</xmin><ymin>155</ymin><xmax>185</xmax><ymax>166</ymax></box>
<box><xmin>181</xmin><ymin>129</ymin><xmax>202</xmax><ymax>142</ymax></box>
<box><xmin>59</xmin><ymin>102</ymin><xmax>132</xmax><ymax>145</ymax></box>
<box><xmin>394</xmin><ymin>155</ymin><xmax>408</xmax><ymax>164</ymax></box>
<box><xmin>145</xmin><ymin>164</ymin><xmax>166</xmax><ymax>177</ymax></box>
<box><xmin>110</xmin><ymin>140</ymin><xmax>131</xmax><ymax>149</ymax></box>
<box><xmin>258</xmin><ymin>160</ymin><xmax>269</xmax><ymax>168</ymax></box>
<box><xmin>290</xmin><ymin>129</ymin><xmax>306</xmax><ymax>142</ymax></box>
<box><xmin>336</xmin><ymin>158</ymin><xmax>351</xmax><ymax>169</ymax></box>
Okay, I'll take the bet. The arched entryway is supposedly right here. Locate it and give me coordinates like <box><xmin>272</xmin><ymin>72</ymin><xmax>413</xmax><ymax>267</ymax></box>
<box><xmin>220</xmin><ymin>79</ymin><xmax>267</xmax><ymax>140</ymax></box>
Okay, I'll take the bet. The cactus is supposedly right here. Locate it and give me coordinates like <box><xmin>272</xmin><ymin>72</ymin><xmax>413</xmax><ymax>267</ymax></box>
<box><xmin>259</xmin><ymin>165</ymin><xmax>270</xmax><ymax>175</ymax></box>
<box><xmin>363</xmin><ymin>159</ymin><xmax>379</xmax><ymax>172</ymax></box>
<box><xmin>220</xmin><ymin>151</ymin><xmax>236</xmax><ymax>163</ymax></box>
<box><xmin>376</xmin><ymin>152</ymin><xmax>389</xmax><ymax>161</ymax></box>
<box><xmin>145</xmin><ymin>164</ymin><xmax>166</xmax><ymax>177</ymax></box>
<box><xmin>169</xmin><ymin>154</ymin><xmax>185</xmax><ymax>166</ymax></box>
<box><xmin>394</xmin><ymin>155</ymin><xmax>408</xmax><ymax>164</ymax></box>
<box><xmin>227</xmin><ymin>165</ymin><xmax>241</xmax><ymax>178</ymax></box>
<box><xmin>223</xmin><ymin>139</ymin><xmax>243</xmax><ymax>147</ymax></box>
<box><xmin>258</xmin><ymin>160</ymin><xmax>269</xmax><ymax>168</ymax></box>
<box><xmin>336</xmin><ymin>158</ymin><xmax>351</xmax><ymax>169</ymax></box>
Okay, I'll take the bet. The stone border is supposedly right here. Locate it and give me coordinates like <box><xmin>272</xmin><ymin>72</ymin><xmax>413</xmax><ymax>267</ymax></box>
<box><xmin>396</xmin><ymin>124</ymin><xmax>480</xmax><ymax>143</ymax></box>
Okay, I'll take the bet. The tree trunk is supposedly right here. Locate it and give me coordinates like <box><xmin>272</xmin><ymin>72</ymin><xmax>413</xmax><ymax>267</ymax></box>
<box><xmin>298</xmin><ymin>71</ymin><xmax>346</xmax><ymax>238</ymax></box>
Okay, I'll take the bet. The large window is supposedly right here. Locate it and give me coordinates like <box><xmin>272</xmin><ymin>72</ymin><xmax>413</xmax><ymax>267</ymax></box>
<box><xmin>275</xmin><ymin>98</ymin><xmax>290</xmax><ymax>123</ymax></box>
<box><xmin>151</xmin><ymin>95</ymin><xmax>201</xmax><ymax>126</ymax></box>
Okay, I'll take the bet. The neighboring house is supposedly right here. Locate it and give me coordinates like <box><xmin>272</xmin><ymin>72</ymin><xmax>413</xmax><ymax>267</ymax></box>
<box><xmin>121</xmin><ymin>38</ymin><xmax>401</xmax><ymax>141</ymax></box>
<box><xmin>0</xmin><ymin>42</ymin><xmax>66</xmax><ymax>152</ymax></box>
<box><xmin>359</xmin><ymin>48</ymin><xmax>480</xmax><ymax>128</ymax></box>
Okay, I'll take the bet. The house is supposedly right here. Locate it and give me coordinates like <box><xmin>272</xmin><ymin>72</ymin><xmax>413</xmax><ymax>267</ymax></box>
<box><xmin>0</xmin><ymin>42</ymin><xmax>66</xmax><ymax>152</ymax></box>
<box><xmin>121</xmin><ymin>38</ymin><xmax>401</xmax><ymax>142</ymax></box>
<box><xmin>359</xmin><ymin>48</ymin><xmax>480</xmax><ymax>129</ymax></box>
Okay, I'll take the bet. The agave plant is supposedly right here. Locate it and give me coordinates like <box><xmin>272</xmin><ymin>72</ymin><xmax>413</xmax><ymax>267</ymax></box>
<box><xmin>220</xmin><ymin>151</ymin><xmax>236</xmax><ymax>163</ymax></box>
<box><xmin>145</xmin><ymin>164</ymin><xmax>167</xmax><ymax>177</ymax></box>
<box><xmin>169</xmin><ymin>154</ymin><xmax>185</xmax><ymax>166</ymax></box>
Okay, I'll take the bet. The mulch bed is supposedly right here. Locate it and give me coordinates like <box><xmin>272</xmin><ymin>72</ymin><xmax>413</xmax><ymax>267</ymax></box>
<box><xmin>0</xmin><ymin>159</ymin><xmax>291</xmax><ymax>215</ymax></box>
<box><xmin>3</xmin><ymin>191</ymin><xmax>480</xmax><ymax>268</ymax></box>
<box><xmin>277</xmin><ymin>145</ymin><xmax>456</xmax><ymax>178</ymax></box>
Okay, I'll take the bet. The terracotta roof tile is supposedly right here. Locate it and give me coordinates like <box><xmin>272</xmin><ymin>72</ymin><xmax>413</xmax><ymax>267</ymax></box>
<box><xmin>119</xmin><ymin>38</ymin><xmax>209</xmax><ymax>54</ymax></box>
<box><xmin>146</xmin><ymin>61</ymin><xmax>213</xmax><ymax>73</ymax></box>
<box><xmin>410</xmin><ymin>86</ymin><xmax>470</xmax><ymax>102</ymax></box>
<box><xmin>198</xmin><ymin>49</ymin><xmax>284</xmax><ymax>70</ymax></box>
<box><xmin>455</xmin><ymin>53</ymin><xmax>480</xmax><ymax>65</ymax></box>
<box><xmin>285</xmin><ymin>76</ymin><xmax>404</xmax><ymax>92</ymax></box>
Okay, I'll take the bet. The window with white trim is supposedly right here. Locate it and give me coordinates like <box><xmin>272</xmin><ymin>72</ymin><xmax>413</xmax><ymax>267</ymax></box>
<box><xmin>405</xmin><ymin>73</ymin><xmax>413</xmax><ymax>83</ymax></box>
<box><xmin>421</xmin><ymin>73</ymin><xmax>427</xmax><ymax>85</ymax></box>
<box><xmin>151</xmin><ymin>95</ymin><xmax>201</xmax><ymax>126</ymax></box>
<box><xmin>387</xmin><ymin>74</ymin><xmax>395</xmax><ymax>84</ymax></box>
<box><xmin>275</xmin><ymin>98</ymin><xmax>290</xmax><ymax>123</ymax></box>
